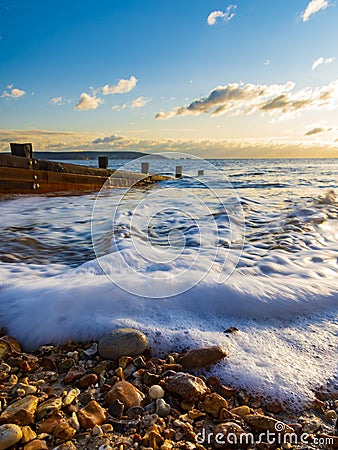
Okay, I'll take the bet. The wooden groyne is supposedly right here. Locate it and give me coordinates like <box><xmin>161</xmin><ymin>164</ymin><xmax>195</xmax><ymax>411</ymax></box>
<box><xmin>0</xmin><ymin>144</ymin><xmax>168</xmax><ymax>195</ymax></box>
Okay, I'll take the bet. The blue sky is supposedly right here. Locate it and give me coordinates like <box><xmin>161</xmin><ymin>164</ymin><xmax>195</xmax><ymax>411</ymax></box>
<box><xmin>1</xmin><ymin>0</ymin><xmax>338</xmax><ymax>157</ymax></box>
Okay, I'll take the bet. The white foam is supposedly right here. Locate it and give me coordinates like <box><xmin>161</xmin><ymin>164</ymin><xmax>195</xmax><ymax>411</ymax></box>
<box><xmin>0</xmin><ymin>171</ymin><xmax>337</xmax><ymax>408</ymax></box>
<box><xmin>0</xmin><ymin>244</ymin><xmax>337</xmax><ymax>408</ymax></box>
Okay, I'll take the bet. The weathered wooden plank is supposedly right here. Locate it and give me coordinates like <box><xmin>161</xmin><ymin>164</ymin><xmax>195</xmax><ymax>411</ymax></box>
<box><xmin>0</xmin><ymin>154</ymin><xmax>169</xmax><ymax>195</ymax></box>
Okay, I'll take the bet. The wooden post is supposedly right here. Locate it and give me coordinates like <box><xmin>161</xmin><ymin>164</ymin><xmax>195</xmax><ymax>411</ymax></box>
<box><xmin>98</xmin><ymin>156</ymin><xmax>108</xmax><ymax>169</ymax></box>
<box><xmin>198</xmin><ymin>170</ymin><xmax>204</xmax><ymax>176</ymax></box>
<box><xmin>10</xmin><ymin>143</ymin><xmax>33</xmax><ymax>158</ymax></box>
<box><xmin>141</xmin><ymin>162</ymin><xmax>150</xmax><ymax>174</ymax></box>
<box><xmin>175</xmin><ymin>165</ymin><xmax>183</xmax><ymax>178</ymax></box>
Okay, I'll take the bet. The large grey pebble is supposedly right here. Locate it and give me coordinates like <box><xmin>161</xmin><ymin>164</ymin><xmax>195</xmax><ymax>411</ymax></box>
<box><xmin>0</xmin><ymin>424</ymin><xmax>23</xmax><ymax>450</ymax></box>
<box><xmin>98</xmin><ymin>328</ymin><xmax>147</xmax><ymax>360</ymax></box>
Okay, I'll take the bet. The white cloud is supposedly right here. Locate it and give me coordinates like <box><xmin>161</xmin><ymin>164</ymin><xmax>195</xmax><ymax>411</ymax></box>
<box><xmin>130</xmin><ymin>96</ymin><xmax>151</xmax><ymax>108</ymax></box>
<box><xmin>264</xmin><ymin>59</ymin><xmax>271</xmax><ymax>66</ymax></box>
<box><xmin>102</xmin><ymin>76</ymin><xmax>137</xmax><ymax>95</ymax></box>
<box><xmin>112</xmin><ymin>104</ymin><xmax>127</xmax><ymax>111</ymax></box>
<box><xmin>312</xmin><ymin>56</ymin><xmax>335</xmax><ymax>70</ymax></box>
<box><xmin>74</xmin><ymin>93</ymin><xmax>103</xmax><ymax>111</ymax></box>
<box><xmin>156</xmin><ymin>80</ymin><xmax>338</xmax><ymax>119</ymax></box>
<box><xmin>49</xmin><ymin>96</ymin><xmax>64</xmax><ymax>106</ymax></box>
<box><xmin>1</xmin><ymin>85</ymin><xmax>26</xmax><ymax>99</ymax></box>
<box><xmin>301</xmin><ymin>0</ymin><xmax>329</xmax><ymax>22</ymax></box>
<box><xmin>207</xmin><ymin>5</ymin><xmax>236</xmax><ymax>25</ymax></box>
<box><xmin>92</xmin><ymin>134</ymin><xmax>125</xmax><ymax>144</ymax></box>
<box><xmin>112</xmin><ymin>96</ymin><xmax>151</xmax><ymax>111</ymax></box>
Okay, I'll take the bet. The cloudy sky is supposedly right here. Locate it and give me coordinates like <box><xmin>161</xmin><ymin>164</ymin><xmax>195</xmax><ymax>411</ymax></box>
<box><xmin>0</xmin><ymin>0</ymin><xmax>338</xmax><ymax>157</ymax></box>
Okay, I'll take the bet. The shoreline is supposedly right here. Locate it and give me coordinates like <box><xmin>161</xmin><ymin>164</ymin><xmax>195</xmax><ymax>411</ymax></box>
<box><xmin>0</xmin><ymin>330</ymin><xmax>337</xmax><ymax>449</ymax></box>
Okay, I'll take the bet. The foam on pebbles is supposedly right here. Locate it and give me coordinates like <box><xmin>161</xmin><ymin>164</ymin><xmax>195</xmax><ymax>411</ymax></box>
<box><xmin>0</xmin><ymin>331</ymin><xmax>337</xmax><ymax>449</ymax></box>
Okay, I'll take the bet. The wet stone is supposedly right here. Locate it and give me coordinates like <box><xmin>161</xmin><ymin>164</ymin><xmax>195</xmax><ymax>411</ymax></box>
<box><xmin>98</xmin><ymin>328</ymin><xmax>147</xmax><ymax>360</ymax></box>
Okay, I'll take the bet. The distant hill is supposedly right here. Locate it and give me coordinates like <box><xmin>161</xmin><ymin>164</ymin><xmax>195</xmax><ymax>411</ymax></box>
<box><xmin>33</xmin><ymin>151</ymin><xmax>166</xmax><ymax>160</ymax></box>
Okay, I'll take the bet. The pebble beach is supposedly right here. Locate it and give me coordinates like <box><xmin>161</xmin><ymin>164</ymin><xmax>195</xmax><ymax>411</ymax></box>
<box><xmin>1</xmin><ymin>328</ymin><xmax>338</xmax><ymax>450</ymax></box>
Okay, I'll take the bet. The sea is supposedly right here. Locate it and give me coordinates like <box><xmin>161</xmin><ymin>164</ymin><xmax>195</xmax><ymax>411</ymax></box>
<box><xmin>0</xmin><ymin>155</ymin><xmax>337</xmax><ymax>408</ymax></box>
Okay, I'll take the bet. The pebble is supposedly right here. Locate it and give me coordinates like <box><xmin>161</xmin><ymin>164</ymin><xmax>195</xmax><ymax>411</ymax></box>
<box><xmin>13</xmin><ymin>383</ymin><xmax>37</xmax><ymax>396</ymax></box>
<box><xmin>182</xmin><ymin>345</ymin><xmax>227</xmax><ymax>369</ymax></box>
<box><xmin>63</xmin><ymin>388</ymin><xmax>80</xmax><ymax>406</ymax></box>
<box><xmin>53</xmin><ymin>421</ymin><xmax>77</xmax><ymax>441</ymax></box>
<box><xmin>202</xmin><ymin>393</ymin><xmax>228</xmax><ymax>418</ymax></box>
<box><xmin>77</xmin><ymin>400</ymin><xmax>108</xmax><ymax>429</ymax></box>
<box><xmin>244</xmin><ymin>414</ymin><xmax>294</xmax><ymax>433</ymax></box>
<box><xmin>24</xmin><ymin>439</ymin><xmax>48</xmax><ymax>450</ymax></box>
<box><xmin>108</xmin><ymin>399</ymin><xmax>124</xmax><ymax>418</ymax></box>
<box><xmin>149</xmin><ymin>385</ymin><xmax>164</xmax><ymax>400</ymax></box>
<box><xmin>230</xmin><ymin>405</ymin><xmax>250</xmax><ymax>417</ymax></box>
<box><xmin>36</xmin><ymin>397</ymin><xmax>62</xmax><ymax>420</ymax></box>
<box><xmin>0</xmin><ymin>336</ymin><xmax>21</xmax><ymax>357</ymax></box>
<box><xmin>83</xmin><ymin>343</ymin><xmax>98</xmax><ymax>357</ymax></box>
<box><xmin>323</xmin><ymin>409</ymin><xmax>337</xmax><ymax>423</ymax></box>
<box><xmin>125</xmin><ymin>406</ymin><xmax>144</xmax><ymax>419</ymax></box>
<box><xmin>0</xmin><ymin>423</ymin><xmax>23</xmax><ymax>450</ymax></box>
<box><xmin>164</xmin><ymin>372</ymin><xmax>210</xmax><ymax>402</ymax></box>
<box><xmin>92</xmin><ymin>424</ymin><xmax>103</xmax><ymax>436</ymax></box>
<box><xmin>63</xmin><ymin>366</ymin><xmax>85</xmax><ymax>384</ymax></box>
<box><xmin>36</xmin><ymin>413</ymin><xmax>63</xmax><ymax>434</ymax></box>
<box><xmin>0</xmin><ymin>395</ymin><xmax>39</xmax><ymax>425</ymax></box>
<box><xmin>77</xmin><ymin>373</ymin><xmax>99</xmax><ymax>389</ymax></box>
<box><xmin>52</xmin><ymin>442</ymin><xmax>77</xmax><ymax>450</ymax></box>
<box><xmin>21</xmin><ymin>426</ymin><xmax>36</xmax><ymax>443</ymax></box>
<box><xmin>156</xmin><ymin>398</ymin><xmax>171</xmax><ymax>417</ymax></box>
<box><xmin>104</xmin><ymin>380</ymin><xmax>145</xmax><ymax>409</ymax></box>
<box><xmin>98</xmin><ymin>328</ymin><xmax>147</xmax><ymax>360</ymax></box>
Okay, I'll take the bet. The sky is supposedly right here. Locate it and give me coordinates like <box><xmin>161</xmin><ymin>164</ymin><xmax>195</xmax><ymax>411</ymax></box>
<box><xmin>0</xmin><ymin>0</ymin><xmax>338</xmax><ymax>157</ymax></box>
